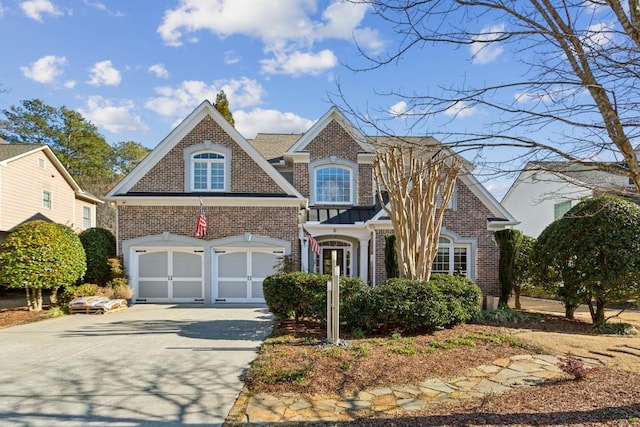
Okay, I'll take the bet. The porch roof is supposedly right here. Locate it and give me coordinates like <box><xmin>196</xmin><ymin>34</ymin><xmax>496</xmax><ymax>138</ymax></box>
<box><xmin>307</xmin><ymin>206</ymin><xmax>379</xmax><ymax>224</ymax></box>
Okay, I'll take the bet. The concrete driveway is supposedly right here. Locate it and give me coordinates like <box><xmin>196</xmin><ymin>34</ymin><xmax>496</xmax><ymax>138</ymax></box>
<box><xmin>0</xmin><ymin>304</ymin><xmax>273</xmax><ymax>426</ymax></box>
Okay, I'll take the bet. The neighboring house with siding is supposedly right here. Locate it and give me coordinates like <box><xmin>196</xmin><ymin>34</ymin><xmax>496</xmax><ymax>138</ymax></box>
<box><xmin>0</xmin><ymin>140</ymin><xmax>102</xmax><ymax>242</ymax></box>
<box><xmin>105</xmin><ymin>101</ymin><xmax>517</xmax><ymax>305</ymax></box>
<box><xmin>501</xmin><ymin>161</ymin><xmax>633</xmax><ymax>237</ymax></box>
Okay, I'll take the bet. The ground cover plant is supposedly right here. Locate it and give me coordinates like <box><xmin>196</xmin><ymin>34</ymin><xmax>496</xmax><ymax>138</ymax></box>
<box><xmin>238</xmin><ymin>310</ymin><xmax>640</xmax><ymax>426</ymax></box>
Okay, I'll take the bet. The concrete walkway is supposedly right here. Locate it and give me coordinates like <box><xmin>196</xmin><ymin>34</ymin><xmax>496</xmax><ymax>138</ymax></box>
<box><xmin>226</xmin><ymin>354</ymin><xmax>573</xmax><ymax>424</ymax></box>
<box><xmin>0</xmin><ymin>304</ymin><xmax>273</xmax><ymax>426</ymax></box>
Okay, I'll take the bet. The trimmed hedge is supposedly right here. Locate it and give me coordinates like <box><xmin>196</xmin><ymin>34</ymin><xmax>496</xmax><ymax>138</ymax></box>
<box><xmin>264</xmin><ymin>272</ymin><xmax>482</xmax><ymax>334</ymax></box>
<box><xmin>343</xmin><ymin>274</ymin><xmax>482</xmax><ymax>333</ymax></box>
<box><xmin>263</xmin><ymin>272</ymin><xmax>368</xmax><ymax>322</ymax></box>
<box><xmin>79</xmin><ymin>228</ymin><xmax>116</xmax><ymax>285</ymax></box>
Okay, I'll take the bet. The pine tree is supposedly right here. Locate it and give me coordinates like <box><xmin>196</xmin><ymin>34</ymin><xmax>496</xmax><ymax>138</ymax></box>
<box><xmin>214</xmin><ymin>90</ymin><xmax>235</xmax><ymax>127</ymax></box>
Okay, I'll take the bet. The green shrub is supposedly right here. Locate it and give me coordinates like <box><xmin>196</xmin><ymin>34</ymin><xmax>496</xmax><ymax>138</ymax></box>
<box><xmin>343</xmin><ymin>274</ymin><xmax>482</xmax><ymax>333</ymax></box>
<box><xmin>79</xmin><ymin>228</ymin><xmax>116</xmax><ymax>285</ymax></box>
<box><xmin>591</xmin><ymin>322</ymin><xmax>638</xmax><ymax>335</ymax></box>
<box><xmin>472</xmin><ymin>307</ymin><xmax>544</xmax><ymax>324</ymax></box>
<box><xmin>0</xmin><ymin>220</ymin><xmax>86</xmax><ymax>311</ymax></box>
<box><xmin>263</xmin><ymin>272</ymin><xmax>368</xmax><ymax>322</ymax></box>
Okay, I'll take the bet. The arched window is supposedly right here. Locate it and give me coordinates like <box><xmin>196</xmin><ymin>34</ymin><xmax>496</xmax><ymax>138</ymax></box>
<box><xmin>192</xmin><ymin>151</ymin><xmax>225</xmax><ymax>191</ymax></box>
<box><xmin>432</xmin><ymin>236</ymin><xmax>468</xmax><ymax>276</ymax></box>
<box><xmin>315</xmin><ymin>166</ymin><xmax>352</xmax><ymax>204</ymax></box>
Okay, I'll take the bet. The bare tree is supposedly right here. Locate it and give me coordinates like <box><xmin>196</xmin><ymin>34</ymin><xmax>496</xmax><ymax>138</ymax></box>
<box><xmin>349</xmin><ymin>0</ymin><xmax>640</xmax><ymax>193</ymax></box>
<box><xmin>373</xmin><ymin>146</ymin><xmax>461</xmax><ymax>280</ymax></box>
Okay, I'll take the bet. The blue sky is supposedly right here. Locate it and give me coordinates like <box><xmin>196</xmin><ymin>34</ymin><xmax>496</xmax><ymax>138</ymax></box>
<box><xmin>0</xmin><ymin>0</ymin><xmax>561</xmax><ymax>198</ymax></box>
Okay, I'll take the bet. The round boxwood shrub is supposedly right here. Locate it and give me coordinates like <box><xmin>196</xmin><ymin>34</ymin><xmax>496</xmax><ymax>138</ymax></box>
<box><xmin>343</xmin><ymin>274</ymin><xmax>482</xmax><ymax>333</ymax></box>
<box><xmin>79</xmin><ymin>227</ymin><xmax>116</xmax><ymax>285</ymax></box>
<box><xmin>263</xmin><ymin>272</ymin><xmax>368</xmax><ymax>322</ymax></box>
<box><xmin>0</xmin><ymin>220</ymin><xmax>86</xmax><ymax>311</ymax></box>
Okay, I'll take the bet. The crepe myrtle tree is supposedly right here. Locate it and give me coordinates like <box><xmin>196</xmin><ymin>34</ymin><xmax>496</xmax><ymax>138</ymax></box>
<box><xmin>374</xmin><ymin>145</ymin><xmax>461</xmax><ymax>281</ymax></box>
<box><xmin>533</xmin><ymin>196</ymin><xmax>640</xmax><ymax>325</ymax></box>
<box><xmin>345</xmin><ymin>1</ymin><xmax>640</xmax><ymax>194</ymax></box>
<box><xmin>0</xmin><ymin>221</ymin><xmax>86</xmax><ymax>311</ymax></box>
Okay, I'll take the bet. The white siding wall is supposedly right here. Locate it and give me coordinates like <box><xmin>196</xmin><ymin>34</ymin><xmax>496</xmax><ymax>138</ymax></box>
<box><xmin>502</xmin><ymin>170</ymin><xmax>591</xmax><ymax>237</ymax></box>
<box><xmin>0</xmin><ymin>152</ymin><xmax>78</xmax><ymax>231</ymax></box>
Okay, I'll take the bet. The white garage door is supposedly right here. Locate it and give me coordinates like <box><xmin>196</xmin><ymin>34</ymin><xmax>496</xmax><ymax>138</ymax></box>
<box><xmin>214</xmin><ymin>249</ymin><xmax>280</xmax><ymax>303</ymax></box>
<box><xmin>135</xmin><ymin>248</ymin><xmax>204</xmax><ymax>303</ymax></box>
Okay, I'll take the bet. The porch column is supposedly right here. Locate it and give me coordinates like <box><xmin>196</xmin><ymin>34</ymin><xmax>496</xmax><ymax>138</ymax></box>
<box><xmin>358</xmin><ymin>237</ymin><xmax>370</xmax><ymax>284</ymax></box>
<box><xmin>300</xmin><ymin>233</ymin><xmax>309</xmax><ymax>272</ymax></box>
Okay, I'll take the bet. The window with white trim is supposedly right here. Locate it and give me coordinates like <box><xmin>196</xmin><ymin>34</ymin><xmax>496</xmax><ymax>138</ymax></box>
<box><xmin>42</xmin><ymin>190</ymin><xmax>52</xmax><ymax>210</ymax></box>
<box><xmin>83</xmin><ymin>206</ymin><xmax>91</xmax><ymax>228</ymax></box>
<box><xmin>554</xmin><ymin>200</ymin><xmax>572</xmax><ymax>220</ymax></box>
<box><xmin>192</xmin><ymin>151</ymin><xmax>225</xmax><ymax>191</ymax></box>
<box><xmin>315</xmin><ymin>166</ymin><xmax>352</xmax><ymax>204</ymax></box>
<box><xmin>432</xmin><ymin>236</ymin><xmax>468</xmax><ymax>276</ymax></box>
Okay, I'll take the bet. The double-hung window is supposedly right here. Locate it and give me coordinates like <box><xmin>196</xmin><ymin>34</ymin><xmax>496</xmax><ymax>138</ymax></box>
<box><xmin>192</xmin><ymin>152</ymin><xmax>225</xmax><ymax>191</ymax></box>
<box><xmin>42</xmin><ymin>190</ymin><xmax>52</xmax><ymax>210</ymax></box>
<box><xmin>83</xmin><ymin>206</ymin><xmax>92</xmax><ymax>229</ymax></box>
<box><xmin>315</xmin><ymin>166</ymin><xmax>351</xmax><ymax>204</ymax></box>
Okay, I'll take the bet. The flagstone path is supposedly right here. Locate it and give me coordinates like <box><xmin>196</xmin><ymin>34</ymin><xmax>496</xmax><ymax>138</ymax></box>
<box><xmin>225</xmin><ymin>354</ymin><xmax>586</xmax><ymax>425</ymax></box>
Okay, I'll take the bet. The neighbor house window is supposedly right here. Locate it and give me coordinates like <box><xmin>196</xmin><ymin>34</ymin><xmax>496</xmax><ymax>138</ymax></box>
<box><xmin>315</xmin><ymin>166</ymin><xmax>352</xmax><ymax>204</ymax></box>
<box><xmin>192</xmin><ymin>152</ymin><xmax>225</xmax><ymax>191</ymax></box>
<box><xmin>432</xmin><ymin>236</ymin><xmax>468</xmax><ymax>276</ymax></box>
<box><xmin>554</xmin><ymin>200</ymin><xmax>572</xmax><ymax>220</ymax></box>
<box><xmin>42</xmin><ymin>190</ymin><xmax>52</xmax><ymax>210</ymax></box>
<box><xmin>83</xmin><ymin>206</ymin><xmax>91</xmax><ymax>228</ymax></box>
<box><xmin>38</xmin><ymin>158</ymin><xmax>46</xmax><ymax>170</ymax></box>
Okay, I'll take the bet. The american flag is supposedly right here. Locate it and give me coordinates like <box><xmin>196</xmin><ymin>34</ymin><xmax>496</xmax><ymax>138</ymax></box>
<box><xmin>195</xmin><ymin>200</ymin><xmax>207</xmax><ymax>238</ymax></box>
<box><xmin>304</xmin><ymin>228</ymin><xmax>321</xmax><ymax>256</ymax></box>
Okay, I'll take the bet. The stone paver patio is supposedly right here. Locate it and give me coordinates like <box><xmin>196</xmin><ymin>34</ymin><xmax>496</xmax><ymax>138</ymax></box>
<box><xmin>226</xmin><ymin>354</ymin><xmax>585</xmax><ymax>425</ymax></box>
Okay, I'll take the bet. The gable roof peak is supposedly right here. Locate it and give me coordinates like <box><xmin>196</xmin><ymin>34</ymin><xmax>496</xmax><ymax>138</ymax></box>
<box><xmin>286</xmin><ymin>105</ymin><xmax>375</xmax><ymax>154</ymax></box>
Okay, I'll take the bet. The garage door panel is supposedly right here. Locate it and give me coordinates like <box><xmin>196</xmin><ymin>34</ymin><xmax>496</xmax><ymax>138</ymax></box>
<box><xmin>252</xmin><ymin>252</ymin><xmax>279</xmax><ymax>278</ymax></box>
<box><xmin>172</xmin><ymin>281</ymin><xmax>203</xmax><ymax>298</ymax></box>
<box><xmin>173</xmin><ymin>252</ymin><xmax>202</xmax><ymax>278</ymax></box>
<box><xmin>218</xmin><ymin>252</ymin><xmax>247</xmax><ymax>277</ymax></box>
<box><xmin>139</xmin><ymin>281</ymin><xmax>169</xmax><ymax>298</ymax></box>
<box><xmin>218</xmin><ymin>281</ymin><xmax>247</xmax><ymax>299</ymax></box>
<box><xmin>251</xmin><ymin>281</ymin><xmax>264</xmax><ymax>299</ymax></box>
<box><xmin>139</xmin><ymin>252</ymin><xmax>168</xmax><ymax>277</ymax></box>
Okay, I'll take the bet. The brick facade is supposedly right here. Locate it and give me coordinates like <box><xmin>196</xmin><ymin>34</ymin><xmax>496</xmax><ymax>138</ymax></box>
<box><xmin>118</xmin><ymin>204</ymin><xmax>300</xmax><ymax>265</ymax></box>
<box><xmin>132</xmin><ymin>116</ymin><xmax>284</xmax><ymax>194</ymax></box>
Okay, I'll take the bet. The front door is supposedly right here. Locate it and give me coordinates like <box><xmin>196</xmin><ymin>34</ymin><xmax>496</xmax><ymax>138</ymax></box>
<box><xmin>321</xmin><ymin>248</ymin><xmax>347</xmax><ymax>276</ymax></box>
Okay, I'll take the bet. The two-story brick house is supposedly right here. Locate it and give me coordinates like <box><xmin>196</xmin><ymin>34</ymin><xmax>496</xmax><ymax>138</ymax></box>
<box><xmin>105</xmin><ymin>101</ymin><xmax>516</xmax><ymax>304</ymax></box>
<box><xmin>0</xmin><ymin>140</ymin><xmax>102</xmax><ymax>242</ymax></box>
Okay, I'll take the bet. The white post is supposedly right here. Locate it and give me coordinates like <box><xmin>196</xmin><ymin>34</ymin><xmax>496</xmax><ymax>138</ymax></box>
<box><xmin>326</xmin><ymin>280</ymin><xmax>332</xmax><ymax>342</ymax></box>
<box><xmin>331</xmin><ymin>250</ymin><xmax>340</xmax><ymax>345</ymax></box>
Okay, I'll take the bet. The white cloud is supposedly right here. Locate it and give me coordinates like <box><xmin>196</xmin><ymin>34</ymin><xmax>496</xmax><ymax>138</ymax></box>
<box><xmin>78</xmin><ymin>96</ymin><xmax>149</xmax><ymax>134</ymax></box>
<box><xmin>0</xmin><ymin>3</ymin><xmax>6</xmax><ymax>17</ymax></box>
<box><xmin>148</xmin><ymin>63</ymin><xmax>169</xmax><ymax>79</ymax></box>
<box><xmin>20</xmin><ymin>0</ymin><xmax>62</xmax><ymax>21</ymax></box>
<box><xmin>260</xmin><ymin>49</ymin><xmax>337</xmax><ymax>76</ymax></box>
<box><xmin>389</xmin><ymin>101</ymin><xmax>408</xmax><ymax>117</ymax></box>
<box><xmin>64</xmin><ymin>80</ymin><xmax>76</xmax><ymax>88</ymax></box>
<box><xmin>157</xmin><ymin>0</ymin><xmax>382</xmax><ymax>75</ymax></box>
<box><xmin>235</xmin><ymin>108</ymin><xmax>314</xmax><ymax>139</ymax></box>
<box><xmin>470</xmin><ymin>23</ymin><xmax>505</xmax><ymax>64</ymax></box>
<box><xmin>443</xmin><ymin>101</ymin><xmax>478</xmax><ymax>118</ymax></box>
<box><xmin>582</xmin><ymin>22</ymin><xmax>614</xmax><ymax>50</ymax></box>
<box><xmin>88</xmin><ymin>60</ymin><xmax>121</xmax><ymax>86</ymax></box>
<box><xmin>145</xmin><ymin>77</ymin><xmax>265</xmax><ymax>119</ymax></box>
<box><xmin>83</xmin><ymin>0</ymin><xmax>105</xmax><ymax>11</ymax></box>
<box><xmin>224</xmin><ymin>50</ymin><xmax>240</xmax><ymax>65</ymax></box>
<box><xmin>20</xmin><ymin>55</ymin><xmax>67</xmax><ymax>84</ymax></box>
<box><xmin>514</xmin><ymin>91</ymin><xmax>554</xmax><ymax>104</ymax></box>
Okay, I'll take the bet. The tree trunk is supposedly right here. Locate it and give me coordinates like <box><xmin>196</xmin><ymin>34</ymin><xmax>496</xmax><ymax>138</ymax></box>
<box><xmin>565</xmin><ymin>303</ymin><xmax>576</xmax><ymax>319</ymax></box>
<box><xmin>514</xmin><ymin>287</ymin><xmax>521</xmax><ymax>310</ymax></box>
<box><xmin>50</xmin><ymin>286</ymin><xmax>59</xmax><ymax>306</ymax></box>
<box><xmin>26</xmin><ymin>287</ymin><xmax>43</xmax><ymax>312</ymax></box>
<box><xmin>591</xmin><ymin>299</ymin><xmax>606</xmax><ymax>325</ymax></box>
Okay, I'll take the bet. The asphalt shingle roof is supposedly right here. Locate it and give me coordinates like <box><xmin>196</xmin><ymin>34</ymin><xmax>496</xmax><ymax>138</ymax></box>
<box><xmin>0</xmin><ymin>144</ymin><xmax>43</xmax><ymax>162</ymax></box>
